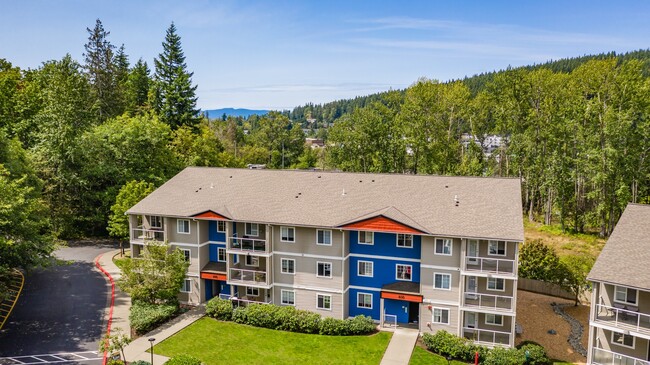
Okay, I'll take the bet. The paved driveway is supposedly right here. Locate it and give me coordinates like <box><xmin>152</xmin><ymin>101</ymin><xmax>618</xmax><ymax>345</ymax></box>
<box><xmin>0</xmin><ymin>241</ymin><xmax>118</xmax><ymax>364</ymax></box>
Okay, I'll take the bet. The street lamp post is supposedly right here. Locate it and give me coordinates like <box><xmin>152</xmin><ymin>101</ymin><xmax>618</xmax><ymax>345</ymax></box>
<box><xmin>148</xmin><ymin>338</ymin><xmax>156</xmax><ymax>365</ymax></box>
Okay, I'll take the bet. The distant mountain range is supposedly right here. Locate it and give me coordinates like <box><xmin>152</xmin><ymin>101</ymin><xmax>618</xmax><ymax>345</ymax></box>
<box><xmin>203</xmin><ymin>108</ymin><xmax>270</xmax><ymax>119</ymax></box>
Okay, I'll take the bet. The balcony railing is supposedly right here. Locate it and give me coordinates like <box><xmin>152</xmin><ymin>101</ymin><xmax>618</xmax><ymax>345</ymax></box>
<box><xmin>228</xmin><ymin>268</ymin><xmax>269</xmax><ymax>286</ymax></box>
<box><xmin>464</xmin><ymin>292</ymin><xmax>514</xmax><ymax>311</ymax></box>
<box><xmin>132</xmin><ymin>227</ymin><xmax>166</xmax><ymax>243</ymax></box>
<box><xmin>592</xmin><ymin>347</ymin><xmax>650</xmax><ymax>365</ymax></box>
<box><xmin>229</xmin><ymin>237</ymin><xmax>267</xmax><ymax>253</ymax></box>
<box><xmin>464</xmin><ymin>257</ymin><xmax>515</xmax><ymax>275</ymax></box>
<box><xmin>219</xmin><ymin>293</ymin><xmax>272</xmax><ymax>307</ymax></box>
<box><xmin>595</xmin><ymin>303</ymin><xmax>650</xmax><ymax>334</ymax></box>
<box><xmin>463</xmin><ymin>327</ymin><xmax>511</xmax><ymax>346</ymax></box>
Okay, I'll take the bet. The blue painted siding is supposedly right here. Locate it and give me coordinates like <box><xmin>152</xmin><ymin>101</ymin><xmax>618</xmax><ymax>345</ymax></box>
<box><xmin>208</xmin><ymin>221</ymin><xmax>226</xmax><ymax>242</ymax></box>
<box><xmin>348</xmin><ymin>231</ymin><xmax>421</xmax><ymax>259</ymax></box>
<box><xmin>208</xmin><ymin>243</ymin><xmax>226</xmax><ymax>262</ymax></box>
<box><xmin>205</xmin><ymin>279</ymin><xmax>230</xmax><ymax>301</ymax></box>
<box><xmin>384</xmin><ymin>299</ymin><xmax>410</xmax><ymax>323</ymax></box>
<box><xmin>349</xmin><ymin>256</ymin><xmax>421</xmax><ymax>288</ymax></box>
<box><xmin>348</xmin><ymin>288</ymin><xmax>381</xmax><ymax>319</ymax></box>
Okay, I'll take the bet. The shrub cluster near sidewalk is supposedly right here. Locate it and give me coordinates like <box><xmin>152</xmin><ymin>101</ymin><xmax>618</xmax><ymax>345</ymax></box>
<box><xmin>205</xmin><ymin>297</ymin><xmax>375</xmax><ymax>336</ymax></box>
<box><xmin>129</xmin><ymin>301</ymin><xmax>178</xmax><ymax>335</ymax></box>
<box><xmin>422</xmin><ymin>331</ymin><xmax>550</xmax><ymax>365</ymax></box>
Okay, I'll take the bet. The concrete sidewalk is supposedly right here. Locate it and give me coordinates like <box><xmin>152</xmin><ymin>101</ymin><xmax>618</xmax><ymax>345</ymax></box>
<box><xmin>97</xmin><ymin>249</ymin><xmax>131</xmax><ymax>336</ymax></box>
<box><xmin>380</xmin><ymin>328</ymin><xmax>419</xmax><ymax>365</ymax></box>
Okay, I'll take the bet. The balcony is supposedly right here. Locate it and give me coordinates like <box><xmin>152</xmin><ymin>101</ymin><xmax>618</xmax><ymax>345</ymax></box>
<box><xmin>229</xmin><ymin>237</ymin><xmax>267</xmax><ymax>254</ymax></box>
<box><xmin>594</xmin><ymin>303</ymin><xmax>650</xmax><ymax>335</ymax></box>
<box><xmin>462</xmin><ymin>327</ymin><xmax>511</xmax><ymax>347</ymax></box>
<box><xmin>463</xmin><ymin>292</ymin><xmax>514</xmax><ymax>311</ymax></box>
<box><xmin>463</xmin><ymin>257</ymin><xmax>516</xmax><ymax>276</ymax></box>
<box><xmin>132</xmin><ymin>227</ymin><xmax>166</xmax><ymax>243</ymax></box>
<box><xmin>219</xmin><ymin>293</ymin><xmax>273</xmax><ymax>307</ymax></box>
<box><xmin>592</xmin><ymin>347</ymin><xmax>650</xmax><ymax>365</ymax></box>
<box><xmin>228</xmin><ymin>268</ymin><xmax>269</xmax><ymax>287</ymax></box>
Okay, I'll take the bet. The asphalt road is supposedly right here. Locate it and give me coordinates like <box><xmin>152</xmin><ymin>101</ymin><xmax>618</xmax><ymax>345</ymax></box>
<box><xmin>0</xmin><ymin>241</ymin><xmax>118</xmax><ymax>364</ymax></box>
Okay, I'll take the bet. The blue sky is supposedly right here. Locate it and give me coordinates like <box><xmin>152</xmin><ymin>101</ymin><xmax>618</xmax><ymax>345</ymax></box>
<box><xmin>0</xmin><ymin>1</ymin><xmax>648</xmax><ymax>110</ymax></box>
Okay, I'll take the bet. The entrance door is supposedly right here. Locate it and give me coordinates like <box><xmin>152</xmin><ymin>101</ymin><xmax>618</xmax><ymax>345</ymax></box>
<box><xmin>464</xmin><ymin>312</ymin><xmax>478</xmax><ymax>328</ymax></box>
<box><xmin>408</xmin><ymin>302</ymin><xmax>419</xmax><ymax>323</ymax></box>
<box><xmin>468</xmin><ymin>240</ymin><xmax>479</xmax><ymax>264</ymax></box>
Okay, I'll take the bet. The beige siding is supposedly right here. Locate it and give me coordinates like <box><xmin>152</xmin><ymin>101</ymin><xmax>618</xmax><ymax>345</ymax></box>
<box><xmin>172</xmin><ymin>244</ymin><xmax>199</xmax><ymax>274</ymax></box>
<box><xmin>476</xmin><ymin>312</ymin><xmax>513</xmax><ymax>332</ymax></box>
<box><xmin>198</xmin><ymin>220</ymin><xmax>209</xmax><ymax>243</ymax></box>
<box><xmin>168</xmin><ymin>218</ymin><xmax>198</xmax><ymax>244</ymax></box>
<box><xmin>199</xmin><ymin>244</ymin><xmax>209</xmax><ymax>272</ymax></box>
<box><xmin>420</xmin><ymin>304</ymin><xmax>460</xmax><ymax>335</ymax></box>
<box><xmin>421</xmin><ymin>236</ymin><xmax>463</xmax><ymax>268</ymax></box>
<box><xmin>131</xmin><ymin>243</ymin><xmax>144</xmax><ymax>258</ymax></box>
<box><xmin>178</xmin><ymin>276</ymin><xmax>200</xmax><ymax>305</ymax></box>
<box><xmin>272</xmin><ymin>255</ymin><xmax>343</xmax><ymax>291</ymax></box>
<box><xmin>475</xmin><ymin>239</ymin><xmax>517</xmax><ymax>260</ymax></box>
<box><xmin>272</xmin><ymin>226</ymin><xmax>344</xmax><ymax>257</ymax></box>
<box><xmin>470</xmin><ymin>276</ymin><xmax>516</xmax><ymax>297</ymax></box>
<box><xmin>234</xmin><ymin>222</ymin><xmax>267</xmax><ymax>239</ymax></box>
<box><xmin>599</xmin><ymin>282</ymin><xmax>650</xmax><ymax>314</ymax></box>
<box><xmin>593</xmin><ymin>327</ymin><xmax>650</xmax><ymax>361</ymax></box>
<box><xmin>285</xmin><ymin>289</ymin><xmax>344</xmax><ymax>319</ymax></box>
<box><xmin>421</xmin><ymin>267</ymin><xmax>462</xmax><ymax>303</ymax></box>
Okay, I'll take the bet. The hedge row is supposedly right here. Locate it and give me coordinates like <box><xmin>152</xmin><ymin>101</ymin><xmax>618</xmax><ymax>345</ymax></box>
<box><xmin>422</xmin><ymin>331</ymin><xmax>551</xmax><ymax>365</ymax></box>
<box><xmin>129</xmin><ymin>301</ymin><xmax>178</xmax><ymax>335</ymax></box>
<box><xmin>205</xmin><ymin>297</ymin><xmax>375</xmax><ymax>336</ymax></box>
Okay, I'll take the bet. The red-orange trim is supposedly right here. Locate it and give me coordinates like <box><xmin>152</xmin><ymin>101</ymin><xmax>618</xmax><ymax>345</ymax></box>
<box><xmin>193</xmin><ymin>211</ymin><xmax>228</xmax><ymax>220</ymax></box>
<box><xmin>201</xmin><ymin>272</ymin><xmax>227</xmax><ymax>281</ymax></box>
<box><xmin>381</xmin><ymin>291</ymin><xmax>423</xmax><ymax>303</ymax></box>
<box><xmin>342</xmin><ymin>216</ymin><xmax>423</xmax><ymax>234</ymax></box>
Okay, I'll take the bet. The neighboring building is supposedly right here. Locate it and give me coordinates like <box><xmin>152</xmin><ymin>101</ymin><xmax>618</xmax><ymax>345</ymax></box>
<box><xmin>305</xmin><ymin>138</ymin><xmax>325</xmax><ymax>149</ymax></box>
<box><xmin>587</xmin><ymin>204</ymin><xmax>650</xmax><ymax>365</ymax></box>
<box><xmin>127</xmin><ymin>167</ymin><xmax>523</xmax><ymax>347</ymax></box>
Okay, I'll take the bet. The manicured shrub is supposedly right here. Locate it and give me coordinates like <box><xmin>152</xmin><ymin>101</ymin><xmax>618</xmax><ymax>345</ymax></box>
<box><xmin>294</xmin><ymin>309</ymin><xmax>321</xmax><ymax>334</ymax></box>
<box><xmin>129</xmin><ymin>361</ymin><xmax>151</xmax><ymax>365</ymax></box>
<box><xmin>319</xmin><ymin>317</ymin><xmax>350</xmax><ymax>336</ymax></box>
<box><xmin>164</xmin><ymin>355</ymin><xmax>202</xmax><ymax>365</ymax></box>
<box><xmin>423</xmin><ymin>330</ymin><xmax>489</xmax><ymax>363</ymax></box>
<box><xmin>205</xmin><ymin>297</ymin><xmax>233</xmax><ymax>321</ymax></box>
<box><xmin>275</xmin><ymin>305</ymin><xmax>299</xmax><ymax>331</ymax></box>
<box><xmin>483</xmin><ymin>347</ymin><xmax>526</xmax><ymax>365</ymax></box>
<box><xmin>106</xmin><ymin>360</ymin><xmax>124</xmax><ymax>365</ymax></box>
<box><xmin>129</xmin><ymin>301</ymin><xmax>178</xmax><ymax>335</ymax></box>
<box><xmin>518</xmin><ymin>343</ymin><xmax>551</xmax><ymax>365</ymax></box>
<box><xmin>231</xmin><ymin>306</ymin><xmax>248</xmax><ymax>324</ymax></box>
<box><xmin>245</xmin><ymin>303</ymin><xmax>282</xmax><ymax>329</ymax></box>
<box><xmin>346</xmin><ymin>315</ymin><xmax>375</xmax><ymax>335</ymax></box>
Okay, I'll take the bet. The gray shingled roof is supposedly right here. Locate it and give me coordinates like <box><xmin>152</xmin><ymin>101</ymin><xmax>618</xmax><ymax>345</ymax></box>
<box><xmin>588</xmin><ymin>204</ymin><xmax>650</xmax><ymax>290</ymax></box>
<box><xmin>127</xmin><ymin>167</ymin><xmax>524</xmax><ymax>241</ymax></box>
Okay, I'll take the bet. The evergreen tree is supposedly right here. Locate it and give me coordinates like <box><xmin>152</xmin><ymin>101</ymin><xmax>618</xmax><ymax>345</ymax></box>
<box><xmin>153</xmin><ymin>22</ymin><xmax>199</xmax><ymax>129</ymax></box>
<box><xmin>84</xmin><ymin>19</ymin><xmax>122</xmax><ymax>120</ymax></box>
<box><xmin>125</xmin><ymin>58</ymin><xmax>151</xmax><ymax>114</ymax></box>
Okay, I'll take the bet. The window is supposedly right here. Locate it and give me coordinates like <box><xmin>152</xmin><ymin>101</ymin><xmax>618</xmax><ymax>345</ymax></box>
<box><xmin>181</xmin><ymin>279</ymin><xmax>192</xmax><ymax>293</ymax></box>
<box><xmin>181</xmin><ymin>249</ymin><xmax>191</xmax><ymax>262</ymax></box>
<box><xmin>317</xmin><ymin>230</ymin><xmax>332</xmax><ymax>245</ymax></box>
<box><xmin>317</xmin><ymin>294</ymin><xmax>331</xmax><ymax>310</ymax></box>
<box><xmin>434</xmin><ymin>273</ymin><xmax>451</xmax><ymax>290</ymax></box>
<box><xmin>358</xmin><ymin>261</ymin><xmax>373</xmax><ymax>277</ymax></box>
<box><xmin>612</xmin><ymin>331</ymin><xmax>635</xmax><ymax>348</ymax></box>
<box><xmin>149</xmin><ymin>215</ymin><xmax>162</xmax><ymax>228</ymax></box>
<box><xmin>357</xmin><ymin>293</ymin><xmax>373</xmax><ymax>309</ymax></box>
<box><xmin>397</xmin><ymin>234</ymin><xmax>413</xmax><ymax>248</ymax></box>
<box><xmin>177</xmin><ymin>219</ymin><xmax>190</xmax><ymax>234</ymax></box>
<box><xmin>281</xmin><ymin>226</ymin><xmax>295</xmax><ymax>242</ymax></box>
<box><xmin>281</xmin><ymin>258</ymin><xmax>295</xmax><ymax>274</ymax></box>
<box><xmin>488</xmin><ymin>240</ymin><xmax>506</xmax><ymax>256</ymax></box>
<box><xmin>281</xmin><ymin>290</ymin><xmax>295</xmax><ymax>305</ymax></box>
<box><xmin>615</xmin><ymin>286</ymin><xmax>638</xmax><ymax>305</ymax></box>
<box><xmin>216</xmin><ymin>221</ymin><xmax>226</xmax><ymax>232</ymax></box>
<box><xmin>246</xmin><ymin>287</ymin><xmax>259</xmax><ymax>297</ymax></box>
<box><xmin>487</xmin><ymin>278</ymin><xmax>505</xmax><ymax>291</ymax></box>
<box><xmin>245</xmin><ymin>223</ymin><xmax>259</xmax><ymax>236</ymax></box>
<box><xmin>317</xmin><ymin>262</ymin><xmax>332</xmax><ymax>278</ymax></box>
<box><xmin>485</xmin><ymin>314</ymin><xmax>503</xmax><ymax>326</ymax></box>
<box><xmin>435</xmin><ymin>238</ymin><xmax>452</xmax><ymax>255</ymax></box>
<box><xmin>396</xmin><ymin>264</ymin><xmax>412</xmax><ymax>281</ymax></box>
<box><xmin>245</xmin><ymin>255</ymin><xmax>259</xmax><ymax>267</ymax></box>
<box><xmin>217</xmin><ymin>247</ymin><xmax>226</xmax><ymax>262</ymax></box>
<box><xmin>358</xmin><ymin>231</ymin><xmax>374</xmax><ymax>245</ymax></box>
<box><xmin>432</xmin><ymin>308</ymin><xmax>449</xmax><ymax>324</ymax></box>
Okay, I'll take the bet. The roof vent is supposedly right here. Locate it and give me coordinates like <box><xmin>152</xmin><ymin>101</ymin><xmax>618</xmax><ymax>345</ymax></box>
<box><xmin>372</xmin><ymin>179</ymin><xmax>375</xmax><ymax>182</ymax></box>
<box><xmin>342</xmin><ymin>189</ymin><xmax>347</xmax><ymax>196</ymax></box>
<box><xmin>359</xmin><ymin>180</ymin><xmax>362</xmax><ymax>183</ymax></box>
<box><xmin>454</xmin><ymin>195</ymin><xmax>460</xmax><ymax>206</ymax></box>
<box><xmin>210</xmin><ymin>183</ymin><xmax>214</xmax><ymax>189</ymax></box>
<box><xmin>318</xmin><ymin>175</ymin><xmax>321</xmax><ymax>178</ymax></box>
<box><xmin>445</xmin><ymin>185</ymin><xmax>449</xmax><ymax>188</ymax></box>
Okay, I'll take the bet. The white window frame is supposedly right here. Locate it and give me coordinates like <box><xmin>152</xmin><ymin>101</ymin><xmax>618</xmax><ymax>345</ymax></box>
<box><xmin>316</xmin><ymin>229</ymin><xmax>332</xmax><ymax>246</ymax></box>
<box><xmin>488</xmin><ymin>240</ymin><xmax>507</xmax><ymax>256</ymax></box>
<box><xmin>358</xmin><ymin>231</ymin><xmax>374</xmax><ymax>245</ymax></box>
<box><xmin>245</xmin><ymin>223</ymin><xmax>259</xmax><ymax>237</ymax></box>
<box><xmin>396</xmin><ymin>264</ymin><xmax>412</xmax><ymax>281</ymax></box>
<box><xmin>487</xmin><ymin>277</ymin><xmax>505</xmax><ymax>292</ymax></box>
<box><xmin>435</xmin><ymin>238</ymin><xmax>453</xmax><ymax>255</ymax></box>
<box><xmin>149</xmin><ymin>215</ymin><xmax>162</xmax><ymax>229</ymax></box>
<box><xmin>432</xmin><ymin>307</ymin><xmax>450</xmax><ymax>324</ymax></box>
<box><xmin>434</xmin><ymin>273</ymin><xmax>451</xmax><ymax>290</ymax></box>
<box><xmin>217</xmin><ymin>247</ymin><xmax>226</xmax><ymax>262</ymax></box>
<box><xmin>281</xmin><ymin>289</ymin><xmax>295</xmax><ymax>305</ymax></box>
<box><xmin>177</xmin><ymin>219</ymin><xmax>190</xmax><ymax>234</ymax></box>
<box><xmin>181</xmin><ymin>279</ymin><xmax>192</xmax><ymax>293</ymax></box>
<box><xmin>317</xmin><ymin>261</ymin><xmax>332</xmax><ymax>278</ymax></box>
<box><xmin>246</xmin><ymin>287</ymin><xmax>259</xmax><ymax>297</ymax></box>
<box><xmin>216</xmin><ymin>221</ymin><xmax>226</xmax><ymax>232</ymax></box>
<box><xmin>397</xmin><ymin>234</ymin><xmax>413</xmax><ymax>248</ymax></box>
<box><xmin>357</xmin><ymin>260</ymin><xmax>374</xmax><ymax>277</ymax></box>
<box><xmin>357</xmin><ymin>292</ymin><xmax>373</xmax><ymax>309</ymax></box>
<box><xmin>614</xmin><ymin>286</ymin><xmax>638</xmax><ymax>305</ymax></box>
<box><xmin>281</xmin><ymin>258</ymin><xmax>295</xmax><ymax>274</ymax></box>
<box><xmin>181</xmin><ymin>249</ymin><xmax>191</xmax><ymax>262</ymax></box>
<box><xmin>280</xmin><ymin>226</ymin><xmax>295</xmax><ymax>243</ymax></box>
<box><xmin>611</xmin><ymin>331</ymin><xmax>635</xmax><ymax>349</ymax></box>
<box><xmin>245</xmin><ymin>255</ymin><xmax>259</xmax><ymax>267</ymax></box>
<box><xmin>485</xmin><ymin>313</ymin><xmax>504</xmax><ymax>326</ymax></box>
<box><xmin>317</xmin><ymin>293</ymin><xmax>332</xmax><ymax>311</ymax></box>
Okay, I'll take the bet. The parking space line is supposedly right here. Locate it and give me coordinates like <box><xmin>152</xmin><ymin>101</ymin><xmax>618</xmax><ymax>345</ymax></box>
<box><xmin>0</xmin><ymin>352</ymin><xmax>103</xmax><ymax>365</ymax></box>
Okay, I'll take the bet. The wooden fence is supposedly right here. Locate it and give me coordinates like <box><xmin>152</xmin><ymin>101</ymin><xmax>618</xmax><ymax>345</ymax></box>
<box><xmin>517</xmin><ymin>278</ymin><xmax>576</xmax><ymax>301</ymax></box>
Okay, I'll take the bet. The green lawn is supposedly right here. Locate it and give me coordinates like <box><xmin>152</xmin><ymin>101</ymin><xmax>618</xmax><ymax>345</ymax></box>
<box><xmin>153</xmin><ymin>317</ymin><xmax>392</xmax><ymax>365</ymax></box>
<box><xmin>112</xmin><ymin>250</ymin><xmax>130</xmax><ymax>269</ymax></box>
<box><xmin>409</xmin><ymin>346</ymin><xmax>469</xmax><ymax>364</ymax></box>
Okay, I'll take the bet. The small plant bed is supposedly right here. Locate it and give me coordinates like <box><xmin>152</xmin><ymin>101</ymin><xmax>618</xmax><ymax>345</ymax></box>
<box><xmin>409</xmin><ymin>345</ymin><xmax>469</xmax><ymax>364</ymax></box>
<box><xmin>112</xmin><ymin>250</ymin><xmax>130</xmax><ymax>269</ymax></box>
<box><xmin>153</xmin><ymin>317</ymin><xmax>392</xmax><ymax>365</ymax></box>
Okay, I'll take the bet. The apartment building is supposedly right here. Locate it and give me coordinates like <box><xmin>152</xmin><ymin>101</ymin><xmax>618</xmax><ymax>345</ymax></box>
<box><xmin>127</xmin><ymin>167</ymin><xmax>523</xmax><ymax>347</ymax></box>
<box><xmin>587</xmin><ymin>204</ymin><xmax>650</xmax><ymax>365</ymax></box>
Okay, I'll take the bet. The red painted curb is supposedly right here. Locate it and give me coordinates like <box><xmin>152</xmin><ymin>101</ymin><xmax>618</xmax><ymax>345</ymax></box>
<box><xmin>95</xmin><ymin>254</ymin><xmax>115</xmax><ymax>365</ymax></box>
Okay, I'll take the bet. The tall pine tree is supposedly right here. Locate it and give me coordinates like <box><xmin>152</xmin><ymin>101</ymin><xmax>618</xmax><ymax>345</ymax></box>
<box><xmin>153</xmin><ymin>22</ymin><xmax>199</xmax><ymax>129</ymax></box>
<box><xmin>125</xmin><ymin>58</ymin><xmax>151</xmax><ymax>114</ymax></box>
